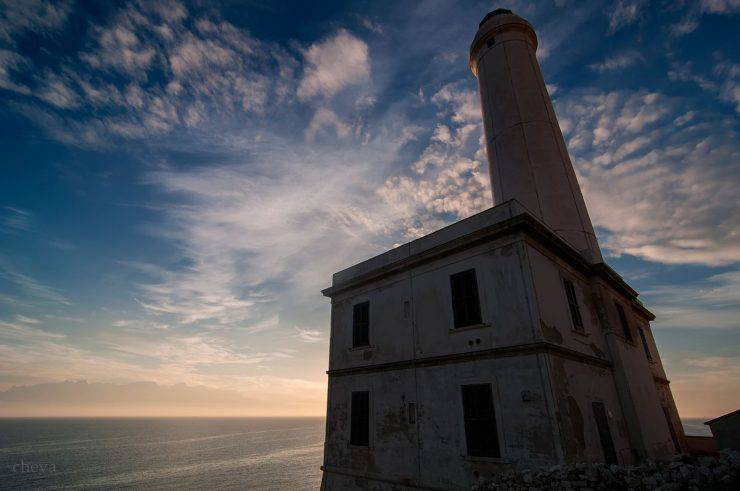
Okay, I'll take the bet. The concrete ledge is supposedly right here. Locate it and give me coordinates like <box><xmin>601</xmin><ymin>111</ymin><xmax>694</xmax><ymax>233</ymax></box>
<box><xmin>327</xmin><ymin>341</ymin><xmax>611</xmax><ymax>377</ymax></box>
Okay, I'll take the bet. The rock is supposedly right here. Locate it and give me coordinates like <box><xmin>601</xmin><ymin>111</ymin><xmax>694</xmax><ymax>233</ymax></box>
<box><xmin>474</xmin><ymin>451</ymin><xmax>740</xmax><ymax>490</ymax></box>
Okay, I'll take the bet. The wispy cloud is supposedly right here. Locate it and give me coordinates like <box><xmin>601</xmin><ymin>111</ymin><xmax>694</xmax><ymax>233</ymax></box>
<box><xmin>0</xmin><ymin>206</ymin><xmax>32</xmax><ymax>233</ymax></box>
<box><xmin>589</xmin><ymin>52</ymin><xmax>641</xmax><ymax>72</ymax></box>
<box><xmin>557</xmin><ymin>89</ymin><xmax>740</xmax><ymax>265</ymax></box>
<box><xmin>0</xmin><ymin>0</ymin><xmax>72</xmax><ymax>44</ymax></box>
<box><xmin>606</xmin><ymin>0</ymin><xmax>646</xmax><ymax>33</ymax></box>
<box><xmin>2</xmin><ymin>1</ymin><xmax>296</xmax><ymax>148</ymax></box>
<box><xmin>0</xmin><ymin>258</ymin><xmax>71</xmax><ymax>305</ymax></box>
<box><xmin>700</xmin><ymin>0</ymin><xmax>740</xmax><ymax>14</ymax></box>
<box><xmin>295</xmin><ymin>327</ymin><xmax>325</xmax><ymax>344</ymax></box>
<box><xmin>643</xmin><ymin>270</ymin><xmax>740</xmax><ymax>329</ymax></box>
<box><xmin>297</xmin><ymin>29</ymin><xmax>369</xmax><ymax>101</ymax></box>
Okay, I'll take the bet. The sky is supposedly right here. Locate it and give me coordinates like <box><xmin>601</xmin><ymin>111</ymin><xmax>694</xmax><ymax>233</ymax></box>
<box><xmin>0</xmin><ymin>0</ymin><xmax>738</xmax><ymax>418</ymax></box>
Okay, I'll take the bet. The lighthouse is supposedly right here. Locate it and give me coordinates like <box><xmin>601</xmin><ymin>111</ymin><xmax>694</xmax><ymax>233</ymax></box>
<box><xmin>320</xmin><ymin>10</ymin><xmax>684</xmax><ymax>490</ymax></box>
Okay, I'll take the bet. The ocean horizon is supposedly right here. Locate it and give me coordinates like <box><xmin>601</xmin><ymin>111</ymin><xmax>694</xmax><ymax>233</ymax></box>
<box><xmin>0</xmin><ymin>417</ymin><xmax>713</xmax><ymax>489</ymax></box>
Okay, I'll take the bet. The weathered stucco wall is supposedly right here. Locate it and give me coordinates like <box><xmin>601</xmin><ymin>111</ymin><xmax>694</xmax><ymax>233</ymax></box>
<box><xmin>524</xmin><ymin>239</ymin><xmax>682</xmax><ymax>461</ymax></box>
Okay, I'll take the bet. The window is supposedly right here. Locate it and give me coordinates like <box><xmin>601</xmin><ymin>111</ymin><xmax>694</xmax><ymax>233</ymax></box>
<box><xmin>352</xmin><ymin>301</ymin><xmax>369</xmax><ymax>348</ymax></box>
<box><xmin>350</xmin><ymin>391</ymin><xmax>370</xmax><ymax>446</ymax></box>
<box><xmin>592</xmin><ymin>401</ymin><xmax>618</xmax><ymax>464</ymax></box>
<box><xmin>461</xmin><ymin>384</ymin><xmax>500</xmax><ymax>457</ymax></box>
<box><xmin>450</xmin><ymin>269</ymin><xmax>482</xmax><ymax>328</ymax></box>
<box><xmin>638</xmin><ymin>327</ymin><xmax>653</xmax><ymax>362</ymax></box>
<box><xmin>615</xmin><ymin>303</ymin><xmax>633</xmax><ymax>342</ymax></box>
<box><xmin>562</xmin><ymin>278</ymin><xmax>584</xmax><ymax>331</ymax></box>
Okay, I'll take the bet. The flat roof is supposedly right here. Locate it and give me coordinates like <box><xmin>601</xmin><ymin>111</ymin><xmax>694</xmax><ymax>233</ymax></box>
<box><xmin>322</xmin><ymin>199</ymin><xmax>653</xmax><ymax>322</ymax></box>
<box><xmin>705</xmin><ymin>409</ymin><xmax>740</xmax><ymax>426</ymax></box>
<box><xmin>329</xmin><ymin>199</ymin><xmax>530</xmax><ymax>288</ymax></box>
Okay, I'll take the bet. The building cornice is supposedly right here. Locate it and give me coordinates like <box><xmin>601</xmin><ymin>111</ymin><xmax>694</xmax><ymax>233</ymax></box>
<box><xmin>327</xmin><ymin>341</ymin><xmax>611</xmax><ymax>377</ymax></box>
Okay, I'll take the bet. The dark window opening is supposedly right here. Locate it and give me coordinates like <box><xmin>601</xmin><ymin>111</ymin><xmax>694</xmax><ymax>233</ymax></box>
<box><xmin>461</xmin><ymin>384</ymin><xmax>500</xmax><ymax>458</ymax></box>
<box><xmin>663</xmin><ymin>407</ymin><xmax>681</xmax><ymax>453</ymax></box>
<box><xmin>352</xmin><ymin>301</ymin><xmax>370</xmax><ymax>348</ymax></box>
<box><xmin>450</xmin><ymin>269</ymin><xmax>482</xmax><ymax>329</ymax></box>
<box><xmin>350</xmin><ymin>391</ymin><xmax>370</xmax><ymax>446</ymax></box>
<box><xmin>592</xmin><ymin>401</ymin><xmax>618</xmax><ymax>464</ymax></box>
<box><xmin>615</xmin><ymin>303</ymin><xmax>633</xmax><ymax>342</ymax></box>
<box><xmin>638</xmin><ymin>327</ymin><xmax>653</xmax><ymax>362</ymax></box>
<box><xmin>562</xmin><ymin>278</ymin><xmax>584</xmax><ymax>331</ymax></box>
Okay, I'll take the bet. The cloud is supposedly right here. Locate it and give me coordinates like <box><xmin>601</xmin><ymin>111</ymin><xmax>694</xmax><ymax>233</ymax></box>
<box><xmin>37</xmin><ymin>72</ymin><xmax>80</xmax><ymax>109</ymax></box>
<box><xmin>0</xmin><ymin>320</ymin><xmax>65</xmax><ymax>341</ymax></box>
<box><xmin>589</xmin><ymin>52</ymin><xmax>641</xmax><ymax>72</ymax></box>
<box><xmin>295</xmin><ymin>328</ymin><xmax>325</xmax><ymax>344</ymax></box>
<box><xmin>140</xmin><ymin>132</ymin><xmax>397</xmax><ymax>327</ymax></box>
<box><xmin>0</xmin><ymin>0</ymin><xmax>72</xmax><ymax>44</ymax></box>
<box><xmin>0</xmin><ymin>48</ymin><xmax>31</xmax><ymax>94</ymax></box>
<box><xmin>669</xmin><ymin>17</ymin><xmax>699</xmax><ymax>37</ymax></box>
<box><xmin>430</xmin><ymin>81</ymin><xmax>481</xmax><ymax>123</ymax></box>
<box><xmin>2</xmin><ymin>1</ymin><xmax>295</xmax><ymax>147</ymax></box>
<box><xmin>78</xmin><ymin>5</ymin><xmax>157</xmax><ymax>76</ymax></box>
<box><xmin>0</xmin><ymin>206</ymin><xmax>32</xmax><ymax>233</ymax></box>
<box><xmin>0</xmin><ymin>258</ymin><xmax>71</xmax><ymax>305</ymax></box>
<box><xmin>360</xmin><ymin>18</ymin><xmax>384</xmax><ymax>34</ymax></box>
<box><xmin>643</xmin><ymin>270</ymin><xmax>740</xmax><ymax>329</ymax></box>
<box><xmin>700</xmin><ymin>0</ymin><xmax>740</xmax><ymax>14</ymax></box>
<box><xmin>556</xmin><ymin>89</ymin><xmax>740</xmax><ymax>265</ymax></box>
<box><xmin>606</xmin><ymin>0</ymin><xmax>646</xmax><ymax>33</ymax></box>
<box><xmin>297</xmin><ymin>29</ymin><xmax>369</xmax><ymax>100</ymax></box>
<box><xmin>667</xmin><ymin>58</ymin><xmax>740</xmax><ymax>115</ymax></box>
<box><xmin>713</xmin><ymin>59</ymin><xmax>740</xmax><ymax>113</ymax></box>
<box><xmin>305</xmin><ymin>107</ymin><xmax>351</xmax><ymax>140</ymax></box>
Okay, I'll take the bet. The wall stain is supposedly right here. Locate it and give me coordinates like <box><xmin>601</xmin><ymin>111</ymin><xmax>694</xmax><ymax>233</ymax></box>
<box><xmin>377</xmin><ymin>405</ymin><xmax>413</xmax><ymax>444</ymax></box>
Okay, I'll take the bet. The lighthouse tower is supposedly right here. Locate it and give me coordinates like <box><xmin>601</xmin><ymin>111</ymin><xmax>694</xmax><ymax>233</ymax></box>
<box><xmin>470</xmin><ymin>9</ymin><xmax>603</xmax><ymax>263</ymax></box>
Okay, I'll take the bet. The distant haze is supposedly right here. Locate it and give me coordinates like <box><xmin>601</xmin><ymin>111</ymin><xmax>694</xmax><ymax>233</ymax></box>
<box><xmin>0</xmin><ymin>381</ymin><xmax>325</xmax><ymax>417</ymax></box>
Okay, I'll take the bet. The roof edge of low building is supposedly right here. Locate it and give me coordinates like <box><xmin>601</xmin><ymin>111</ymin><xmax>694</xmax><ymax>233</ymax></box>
<box><xmin>321</xmin><ymin>200</ymin><xmax>653</xmax><ymax>320</ymax></box>
<box><xmin>705</xmin><ymin>408</ymin><xmax>740</xmax><ymax>426</ymax></box>
<box><xmin>327</xmin><ymin>199</ymin><xmax>530</xmax><ymax>289</ymax></box>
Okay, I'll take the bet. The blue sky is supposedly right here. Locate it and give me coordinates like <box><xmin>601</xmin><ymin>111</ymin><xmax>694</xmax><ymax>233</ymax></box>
<box><xmin>0</xmin><ymin>0</ymin><xmax>738</xmax><ymax>417</ymax></box>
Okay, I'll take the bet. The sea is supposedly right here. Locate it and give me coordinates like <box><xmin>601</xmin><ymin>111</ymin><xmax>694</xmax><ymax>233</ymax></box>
<box><xmin>0</xmin><ymin>417</ymin><xmax>713</xmax><ymax>490</ymax></box>
<box><xmin>0</xmin><ymin>418</ymin><xmax>325</xmax><ymax>490</ymax></box>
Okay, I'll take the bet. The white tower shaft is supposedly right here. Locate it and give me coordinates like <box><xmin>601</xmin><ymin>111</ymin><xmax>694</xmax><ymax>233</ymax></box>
<box><xmin>470</xmin><ymin>10</ymin><xmax>603</xmax><ymax>263</ymax></box>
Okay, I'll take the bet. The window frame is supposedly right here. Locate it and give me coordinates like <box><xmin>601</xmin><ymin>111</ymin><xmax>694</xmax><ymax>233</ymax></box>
<box><xmin>615</xmin><ymin>302</ymin><xmax>634</xmax><ymax>343</ymax></box>
<box><xmin>349</xmin><ymin>390</ymin><xmax>371</xmax><ymax>448</ymax></box>
<box><xmin>459</xmin><ymin>382</ymin><xmax>502</xmax><ymax>459</ymax></box>
<box><xmin>449</xmin><ymin>268</ymin><xmax>484</xmax><ymax>329</ymax></box>
<box><xmin>638</xmin><ymin>326</ymin><xmax>653</xmax><ymax>362</ymax></box>
<box><xmin>561</xmin><ymin>276</ymin><xmax>585</xmax><ymax>332</ymax></box>
<box><xmin>351</xmin><ymin>300</ymin><xmax>370</xmax><ymax>348</ymax></box>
